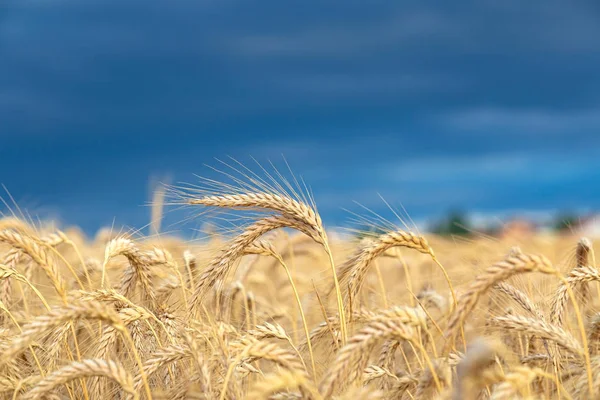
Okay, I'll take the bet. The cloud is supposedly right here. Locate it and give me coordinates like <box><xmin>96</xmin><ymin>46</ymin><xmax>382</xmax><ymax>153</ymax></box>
<box><xmin>232</xmin><ymin>9</ymin><xmax>458</xmax><ymax>57</ymax></box>
<box><xmin>438</xmin><ymin>108</ymin><xmax>600</xmax><ymax>135</ymax></box>
<box><xmin>384</xmin><ymin>152</ymin><xmax>600</xmax><ymax>183</ymax></box>
<box><xmin>230</xmin><ymin>2</ymin><xmax>600</xmax><ymax>59</ymax></box>
<box><xmin>269</xmin><ymin>73</ymin><xmax>466</xmax><ymax>98</ymax></box>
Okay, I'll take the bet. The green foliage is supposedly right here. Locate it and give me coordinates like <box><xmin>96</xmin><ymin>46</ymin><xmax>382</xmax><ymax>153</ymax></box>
<box><xmin>552</xmin><ymin>212</ymin><xmax>580</xmax><ymax>232</ymax></box>
<box><xmin>430</xmin><ymin>210</ymin><xmax>471</xmax><ymax>237</ymax></box>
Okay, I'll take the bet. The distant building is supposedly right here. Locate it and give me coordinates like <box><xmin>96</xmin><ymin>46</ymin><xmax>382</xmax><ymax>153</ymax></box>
<box><xmin>500</xmin><ymin>219</ymin><xmax>537</xmax><ymax>239</ymax></box>
<box><xmin>572</xmin><ymin>214</ymin><xmax>600</xmax><ymax>238</ymax></box>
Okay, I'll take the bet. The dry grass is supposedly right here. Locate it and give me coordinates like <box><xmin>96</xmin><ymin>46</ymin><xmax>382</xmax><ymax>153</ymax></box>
<box><xmin>2</xmin><ymin>167</ymin><xmax>600</xmax><ymax>399</ymax></box>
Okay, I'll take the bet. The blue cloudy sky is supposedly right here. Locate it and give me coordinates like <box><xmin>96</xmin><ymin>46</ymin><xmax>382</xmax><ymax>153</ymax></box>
<box><xmin>2</xmin><ymin>0</ymin><xmax>600</xmax><ymax>235</ymax></box>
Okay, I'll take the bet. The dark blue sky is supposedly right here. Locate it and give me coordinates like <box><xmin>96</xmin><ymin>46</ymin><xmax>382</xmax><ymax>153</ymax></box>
<box><xmin>2</xmin><ymin>0</ymin><xmax>600</xmax><ymax>235</ymax></box>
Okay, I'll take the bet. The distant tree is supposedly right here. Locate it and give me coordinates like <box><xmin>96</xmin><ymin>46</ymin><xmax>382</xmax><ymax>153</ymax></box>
<box><xmin>552</xmin><ymin>212</ymin><xmax>581</xmax><ymax>232</ymax></box>
<box><xmin>430</xmin><ymin>210</ymin><xmax>471</xmax><ymax>237</ymax></box>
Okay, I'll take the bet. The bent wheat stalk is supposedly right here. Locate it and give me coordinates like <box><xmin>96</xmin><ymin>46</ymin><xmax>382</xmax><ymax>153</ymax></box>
<box><xmin>187</xmin><ymin>190</ymin><xmax>348</xmax><ymax>345</ymax></box>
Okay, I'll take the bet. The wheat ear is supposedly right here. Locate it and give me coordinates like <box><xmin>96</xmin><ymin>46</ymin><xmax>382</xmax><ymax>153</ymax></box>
<box><xmin>319</xmin><ymin>319</ymin><xmax>416</xmax><ymax>398</ymax></box>
<box><xmin>0</xmin><ymin>230</ymin><xmax>67</xmax><ymax>299</ymax></box>
<box><xmin>133</xmin><ymin>344</ymin><xmax>191</xmax><ymax>393</ymax></box>
<box><xmin>189</xmin><ymin>192</ymin><xmax>326</xmax><ymax>243</ymax></box>
<box><xmin>489</xmin><ymin>314</ymin><xmax>583</xmax><ymax>356</ymax></box>
<box><xmin>551</xmin><ymin>266</ymin><xmax>600</xmax><ymax>326</ymax></box>
<box><xmin>1</xmin><ymin>300</ymin><xmax>121</xmax><ymax>364</ymax></box>
<box><xmin>337</xmin><ymin>230</ymin><xmax>431</xmax><ymax>308</ymax></box>
<box><xmin>493</xmin><ymin>282</ymin><xmax>544</xmax><ymax>320</ymax></box>
<box><xmin>23</xmin><ymin>359</ymin><xmax>136</xmax><ymax>400</ymax></box>
<box><xmin>444</xmin><ymin>253</ymin><xmax>555</xmax><ymax>352</ymax></box>
<box><xmin>189</xmin><ymin>215</ymin><xmax>316</xmax><ymax>312</ymax></box>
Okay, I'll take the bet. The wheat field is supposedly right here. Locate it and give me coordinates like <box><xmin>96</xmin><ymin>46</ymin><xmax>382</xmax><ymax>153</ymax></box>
<box><xmin>0</xmin><ymin>165</ymin><xmax>597</xmax><ymax>399</ymax></box>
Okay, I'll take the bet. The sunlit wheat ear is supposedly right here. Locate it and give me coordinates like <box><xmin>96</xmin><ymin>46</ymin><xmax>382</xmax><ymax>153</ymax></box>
<box><xmin>249</xmin><ymin>321</ymin><xmax>289</xmax><ymax>341</ymax></box>
<box><xmin>219</xmin><ymin>337</ymin><xmax>308</xmax><ymax>398</ymax></box>
<box><xmin>551</xmin><ymin>242</ymin><xmax>596</xmax><ymax>326</ymax></box>
<box><xmin>188</xmin><ymin>215</ymin><xmax>318</xmax><ymax>313</ymax></box>
<box><xmin>319</xmin><ymin>319</ymin><xmax>415</xmax><ymax>398</ymax></box>
<box><xmin>0</xmin><ymin>374</ymin><xmax>40</xmax><ymax>395</ymax></box>
<box><xmin>336</xmin><ymin>230</ymin><xmax>431</xmax><ymax>307</ymax></box>
<box><xmin>0</xmin><ymin>217</ymin><xmax>37</xmax><ymax>235</ymax></box>
<box><xmin>91</xmin><ymin>307</ymin><xmax>154</xmax><ymax>394</ymax></box>
<box><xmin>552</xmin><ymin>266</ymin><xmax>600</xmax><ymax>327</ymax></box>
<box><xmin>133</xmin><ymin>344</ymin><xmax>191</xmax><ymax>393</ymax></box>
<box><xmin>23</xmin><ymin>359</ymin><xmax>136</xmax><ymax>400</ymax></box>
<box><xmin>74</xmin><ymin>257</ymin><xmax>100</xmax><ymax>287</ymax></box>
<box><xmin>0</xmin><ymin>264</ymin><xmax>49</xmax><ymax>311</ymax></box>
<box><xmin>229</xmin><ymin>337</ymin><xmax>307</xmax><ymax>373</ymax></box>
<box><xmin>104</xmin><ymin>237</ymin><xmax>157</xmax><ymax>308</ymax></box>
<box><xmin>1</xmin><ymin>301</ymin><xmax>121</xmax><ymax>364</ymax></box>
<box><xmin>444</xmin><ymin>253</ymin><xmax>555</xmax><ymax>352</ymax></box>
<box><xmin>0</xmin><ymin>230</ymin><xmax>67</xmax><ymax>298</ymax></box>
<box><xmin>363</xmin><ymin>365</ymin><xmax>398</xmax><ymax>385</ymax></box>
<box><xmin>183</xmin><ymin>333</ymin><xmax>211</xmax><ymax>396</ymax></box>
<box><xmin>144</xmin><ymin>247</ymin><xmax>186</xmax><ymax>306</ymax></box>
<box><xmin>493</xmin><ymin>282</ymin><xmax>544</xmax><ymax>320</ymax></box>
<box><xmin>69</xmin><ymin>288</ymin><xmax>156</xmax><ymax>316</ymax></box>
<box><xmin>303</xmin><ymin>305</ymin><xmax>425</xmax><ymax>352</ymax></box>
<box><xmin>489</xmin><ymin>314</ymin><xmax>583</xmax><ymax>356</ymax></box>
<box><xmin>2</xmin><ymin>248</ymin><xmax>27</xmax><ymax>311</ymax></box>
<box><xmin>188</xmin><ymin>192</ymin><xmax>327</xmax><ymax>243</ymax></box>
<box><xmin>248</xmin><ymin>322</ymin><xmax>308</xmax><ymax>371</ymax></box>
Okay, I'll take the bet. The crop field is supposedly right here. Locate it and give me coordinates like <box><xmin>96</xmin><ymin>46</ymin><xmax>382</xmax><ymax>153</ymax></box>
<box><xmin>0</xmin><ymin>166</ymin><xmax>596</xmax><ymax>399</ymax></box>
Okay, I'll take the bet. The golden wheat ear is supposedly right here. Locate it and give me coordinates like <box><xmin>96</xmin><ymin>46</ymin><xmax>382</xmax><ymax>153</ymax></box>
<box><xmin>24</xmin><ymin>359</ymin><xmax>136</xmax><ymax>400</ymax></box>
<box><xmin>176</xmin><ymin>161</ymin><xmax>348</xmax><ymax>345</ymax></box>
<box><xmin>444</xmin><ymin>253</ymin><xmax>555</xmax><ymax>353</ymax></box>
